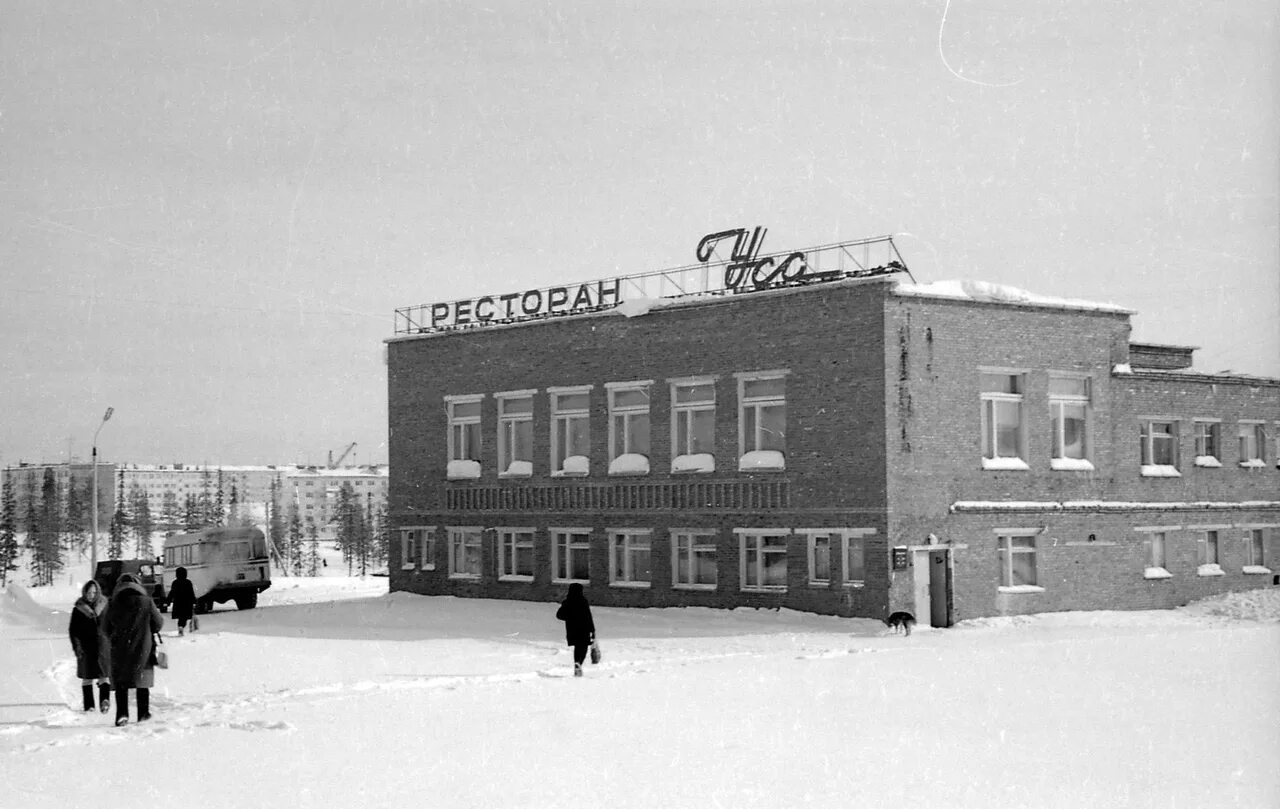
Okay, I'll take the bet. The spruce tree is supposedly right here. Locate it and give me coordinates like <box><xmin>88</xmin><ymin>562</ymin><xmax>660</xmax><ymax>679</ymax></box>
<box><xmin>267</xmin><ymin>479</ymin><xmax>287</xmax><ymax>574</ymax></box>
<box><xmin>63</xmin><ymin>475</ymin><xmax>90</xmax><ymax>564</ymax></box>
<box><xmin>30</xmin><ymin>467</ymin><xmax>64</xmax><ymax>586</ymax></box>
<box><xmin>305</xmin><ymin>517</ymin><xmax>320</xmax><ymax>576</ymax></box>
<box><xmin>198</xmin><ymin>467</ymin><xmax>214</xmax><ymax>526</ymax></box>
<box><xmin>227</xmin><ymin>482</ymin><xmax>240</xmax><ymax>526</ymax></box>
<box><xmin>287</xmin><ymin>501</ymin><xmax>304</xmax><ymax>576</ymax></box>
<box><xmin>214</xmin><ymin>468</ymin><xmax>225</xmax><ymax>527</ymax></box>
<box><xmin>183</xmin><ymin>493</ymin><xmax>201</xmax><ymax>531</ymax></box>
<box><xmin>0</xmin><ymin>474</ymin><xmax>20</xmax><ymax>587</ymax></box>
<box><xmin>130</xmin><ymin>485</ymin><xmax>154</xmax><ymax>558</ymax></box>
<box><xmin>25</xmin><ymin>498</ymin><xmax>43</xmax><ymax>585</ymax></box>
<box><xmin>107</xmin><ymin>472</ymin><xmax>129</xmax><ymax>560</ymax></box>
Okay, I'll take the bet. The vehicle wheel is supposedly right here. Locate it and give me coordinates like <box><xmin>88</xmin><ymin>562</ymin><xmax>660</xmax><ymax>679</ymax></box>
<box><xmin>234</xmin><ymin>592</ymin><xmax>258</xmax><ymax>610</ymax></box>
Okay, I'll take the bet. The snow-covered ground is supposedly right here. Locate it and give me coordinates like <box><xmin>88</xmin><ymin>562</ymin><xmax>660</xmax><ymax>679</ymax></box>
<box><xmin>3</xmin><ymin>574</ymin><xmax>1278</xmax><ymax>808</ymax></box>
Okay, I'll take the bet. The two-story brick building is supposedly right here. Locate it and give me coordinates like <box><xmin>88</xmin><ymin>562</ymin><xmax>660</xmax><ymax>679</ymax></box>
<box><xmin>385</xmin><ymin>234</ymin><xmax>1279</xmax><ymax>623</ymax></box>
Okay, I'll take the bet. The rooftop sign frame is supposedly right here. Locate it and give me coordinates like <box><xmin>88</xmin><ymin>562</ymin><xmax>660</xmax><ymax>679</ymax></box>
<box><xmin>393</xmin><ymin>230</ymin><xmax>911</xmax><ymax>335</ymax></box>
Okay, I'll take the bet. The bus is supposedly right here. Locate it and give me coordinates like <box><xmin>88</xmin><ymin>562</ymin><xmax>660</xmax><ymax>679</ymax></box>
<box><xmin>163</xmin><ymin>526</ymin><xmax>272</xmax><ymax>612</ymax></box>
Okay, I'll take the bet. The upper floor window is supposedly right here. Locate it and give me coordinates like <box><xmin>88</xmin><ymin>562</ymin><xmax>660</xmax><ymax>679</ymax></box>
<box><xmin>1139</xmin><ymin>420</ymin><xmax>1180</xmax><ymax>476</ymax></box>
<box><xmin>445</xmin><ymin>395</ymin><xmax>483</xmax><ymax>480</ymax></box>
<box><xmin>670</xmin><ymin>377</ymin><xmax>716</xmax><ymax>474</ymax></box>
<box><xmin>609</xmin><ymin>530</ymin><xmax>651</xmax><ymax>587</ymax></box>
<box><xmin>1193</xmin><ymin>421</ymin><xmax>1221</xmax><ymax>468</ymax></box>
<box><xmin>1049</xmin><ymin>377</ymin><xmax>1091</xmax><ymax>470</ymax></box>
<box><xmin>607</xmin><ymin>382</ymin><xmax>651</xmax><ymax>475</ymax></box>
<box><xmin>737</xmin><ymin>372</ymin><xmax>787</xmax><ymax>471</ymax></box>
<box><xmin>980</xmin><ymin>372</ymin><xmax>1027</xmax><ymax>470</ymax></box>
<box><xmin>1238</xmin><ymin>422</ymin><xmax>1266</xmax><ymax>467</ymax></box>
<box><xmin>496</xmin><ymin>391</ymin><xmax>534</xmax><ymax>477</ymax></box>
<box><xmin>497</xmin><ymin>528</ymin><xmax>535</xmax><ymax>581</ymax></box>
<box><xmin>672</xmin><ymin>530</ymin><xmax>717</xmax><ymax>589</ymax></box>
<box><xmin>448</xmin><ymin>527</ymin><xmax>482</xmax><ymax>579</ymax></box>
<box><xmin>550</xmin><ymin>387</ymin><xmax>591</xmax><ymax>476</ymax></box>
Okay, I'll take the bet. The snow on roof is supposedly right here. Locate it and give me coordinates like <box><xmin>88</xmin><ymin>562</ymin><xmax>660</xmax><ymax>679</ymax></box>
<box><xmin>894</xmin><ymin>279</ymin><xmax>1135</xmax><ymax>314</ymax></box>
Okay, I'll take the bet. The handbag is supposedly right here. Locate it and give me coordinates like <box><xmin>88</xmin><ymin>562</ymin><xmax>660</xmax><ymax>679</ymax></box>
<box><xmin>589</xmin><ymin>641</ymin><xmax>601</xmax><ymax>665</ymax></box>
<box><xmin>152</xmin><ymin>633</ymin><xmax>169</xmax><ymax>669</ymax></box>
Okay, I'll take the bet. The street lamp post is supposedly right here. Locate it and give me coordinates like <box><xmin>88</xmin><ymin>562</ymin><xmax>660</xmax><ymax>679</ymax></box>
<box><xmin>90</xmin><ymin>407</ymin><xmax>114</xmax><ymax>574</ymax></box>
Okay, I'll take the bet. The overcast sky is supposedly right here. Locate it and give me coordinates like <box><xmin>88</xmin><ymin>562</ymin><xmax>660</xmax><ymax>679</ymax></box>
<box><xmin>1</xmin><ymin>0</ymin><xmax>1276</xmax><ymax>467</ymax></box>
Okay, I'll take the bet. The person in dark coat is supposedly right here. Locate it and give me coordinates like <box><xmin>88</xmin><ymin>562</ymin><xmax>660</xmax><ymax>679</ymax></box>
<box><xmin>167</xmin><ymin>566</ymin><xmax>197</xmax><ymax>636</ymax></box>
<box><xmin>68</xmin><ymin>580</ymin><xmax>112</xmax><ymax>713</ymax></box>
<box><xmin>102</xmin><ymin>573</ymin><xmax>164</xmax><ymax>726</ymax></box>
<box><xmin>555</xmin><ymin>582</ymin><xmax>596</xmax><ymax>677</ymax></box>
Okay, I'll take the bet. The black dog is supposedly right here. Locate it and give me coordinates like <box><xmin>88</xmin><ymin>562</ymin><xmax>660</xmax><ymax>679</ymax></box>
<box><xmin>884</xmin><ymin>611</ymin><xmax>916</xmax><ymax>636</ymax></box>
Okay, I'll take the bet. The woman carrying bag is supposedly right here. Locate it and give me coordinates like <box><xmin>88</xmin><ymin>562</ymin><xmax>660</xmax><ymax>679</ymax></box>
<box><xmin>555</xmin><ymin>583</ymin><xmax>597</xmax><ymax>677</ymax></box>
<box><xmin>102</xmin><ymin>573</ymin><xmax>164</xmax><ymax>726</ymax></box>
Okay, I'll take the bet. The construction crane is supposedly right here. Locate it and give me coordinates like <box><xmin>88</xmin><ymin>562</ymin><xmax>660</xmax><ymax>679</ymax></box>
<box><xmin>328</xmin><ymin>442</ymin><xmax>357</xmax><ymax>468</ymax></box>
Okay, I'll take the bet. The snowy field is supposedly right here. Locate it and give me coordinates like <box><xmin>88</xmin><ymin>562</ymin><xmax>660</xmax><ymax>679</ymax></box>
<box><xmin>3</xmin><ymin>574</ymin><xmax>1278</xmax><ymax>809</ymax></box>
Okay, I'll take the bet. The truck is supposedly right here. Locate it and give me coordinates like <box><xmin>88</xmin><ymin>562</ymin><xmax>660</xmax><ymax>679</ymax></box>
<box><xmin>94</xmin><ymin>559</ymin><xmax>168</xmax><ymax>612</ymax></box>
<box><xmin>162</xmin><ymin>526</ymin><xmax>272</xmax><ymax>612</ymax></box>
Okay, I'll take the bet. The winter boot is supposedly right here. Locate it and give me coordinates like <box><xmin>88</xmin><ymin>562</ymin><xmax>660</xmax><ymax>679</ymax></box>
<box><xmin>137</xmin><ymin>688</ymin><xmax>151</xmax><ymax>722</ymax></box>
<box><xmin>98</xmin><ymin>683</ymin><xmax>111</xmax><ymax>714</ymax></box>
<box><xmin>574</xmin><ymin>663</ymin><xmax>583</xmax><ymax>677</ymax></box>
<box><xmin>178</xmin><ymin>625</ymin><xmax>185</xmax><ymax>637</ymax></box>
<box><xmin>81</xmin><ymin>684</ymin><xmax>95</xmax><ymax>712</ymax></box>
<box><xmin>114</xmin><ymin>687</ymin><xmax>129</xmax><ymax>726</ymax></box>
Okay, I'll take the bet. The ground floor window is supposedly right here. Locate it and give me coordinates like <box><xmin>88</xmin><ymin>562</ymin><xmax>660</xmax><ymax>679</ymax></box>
<box><xmin>672</xmin><ymin>530</ymin><xmax>717</xmax><ymax>589</ymax></box>
<box><xmin>739</xmin><ymin>531</ymin><xmax>789</xmax><ymax>591</ymax></box>
<box><xmin>448</xmin><ymin>527</ymin><xmax>482</xmax><ymax>578</ymax></box>
<box><xmin>498</xmin><ymin>528</ymin><xmax>535</xmax><ymax>580</ymax></box>
<box><xmin>1140</xmin><ymin>529</ymin><xmax>1173</xmax><ymax>579</ymax></box>
<box><xmin>552</xmin><ymin>529</ymin><xmax>591</xmax><ymax>582</ymax></box>
<box><xmin>400</xmin><ymin>525</ymin><xmax>434</xmax><ymax>570</ymax></box>
<box><xmin>1244</xmin><ymin>528</ymin><xmax>1269</xmax><ymax>572</ymax></box>
<box><xmin>997</xmin><ymin>532</ymin><xmax>1038</xmax><ymax>588</ymax></box>
<box><xmin>610</xmin><ymin>530</ymin><xmax>651</xmax><ymax>586</ymax></box>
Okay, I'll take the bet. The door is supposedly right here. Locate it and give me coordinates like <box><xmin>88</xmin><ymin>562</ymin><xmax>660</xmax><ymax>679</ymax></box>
<box><xmin>928</xmin><ymin>550</ymin><xmax>952</xmax><ymax>627</ymax></box>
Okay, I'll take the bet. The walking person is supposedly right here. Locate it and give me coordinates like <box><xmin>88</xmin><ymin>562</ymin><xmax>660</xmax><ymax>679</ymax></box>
<box><xmin>167</xmin><ymin>566</ymin><xmax>197</xmax><ymax>636</ymax></box>
<box><xmin>555</xmin><ymin>583</ymin><xmax>596</xmax><ymax>677</ymax></box>
<box><xmin>102</xmin><ymin>573</ymin><xmax>164</xmax><ymax>726</ymax></box>
<box><xmin>68</xmin><ymin>580</ymin><xmax>112</xmax><ymax>713</ymax></box>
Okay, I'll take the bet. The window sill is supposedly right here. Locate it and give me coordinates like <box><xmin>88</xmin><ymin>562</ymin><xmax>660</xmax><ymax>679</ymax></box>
<box><xmin>672</xmin><ymin>583</ymin><xmax>717</xmax><ymax>591</ymax></box>
<box><xmin>1238</xmin><ymin>459</ymin><xmax>1266</xmax><ymax>469</ymax></box>
<box><xmin>997</xmin><ymin>585</ymin><xmax>1045</xmax><ymax>594</ymax></box>
<box><xmin>740</xmin><ymin>586</ymin><xmax>787</xmax><ymax>593</ymax></box>
<box><xmin>498</xmin><ymin>575</ymin><xmax>534</xmax><ymax>583</ymax></box>
<box><xmin>401</xmin><ymin>564</ymin><xmax>417</xmax><ymax>571</ymax></box>
<box><xmin>1050</xmin><ymin>458</ymin><xmax>1095</xmax><ymax>472</ymax></box>
<box><xmin>1196</xmin><ymin>564</ymin><xmax>1225</xmax><ymax>577</ymax></box>
<box><xmin>1242</xmin><ymin>566</ymin><xmax>1272</xmax><ymax>575</ymax></box>
<box><xmin>550</xmin><ymin>470</ymin><xmax>590</xmax><ymax>478</ymax></box>
<box><xmin>843</xmin><ymin>581</ymin><xmax>866</xmax><ymax>588</ymax></box>
<box><xmin>808</xmin><ymin>579</ymin><xmax>831</xmax><ymax>588</ymax></box>
<box><xmin>448</xmin><ymin>573</ymin><xmax>481</xmax><ymax>580</ymax></box>
<box><xmin>609</xmin><ymin>581</ymin><xmax>651</xmax><ymax>589</ymax></box>
<box><xmin>1194</xmin><ymin>456</ymin><xmax>1221</xmax><ymax>468</ymax></box>
<box><xmin>552</xmin><ymin>578</ymin><xmax>590</xmax><ymax>585</ymax></box>
<box><xmin>1143</xmin><ymin>567</ymin><xmax>1172</xmax><ymax>580</ymax></box>
<box><xmin>1140</xmin><ymin>465</ymin><xmax>1181</xmax><ymax>478</ymax></box>
<box><xmin>607</xmin><ymin>471</ymin><xmax>650</xmax><ymax>477</ymax></box>
<box><xmin>498</xmin><ymin>472</ymin><xmax>533</xmax><ymax>480</ymax></box>
<box><xmin>982</xmin><ymin>458</ymin><xmax>1030</xmax><ymax>471</ymax></box>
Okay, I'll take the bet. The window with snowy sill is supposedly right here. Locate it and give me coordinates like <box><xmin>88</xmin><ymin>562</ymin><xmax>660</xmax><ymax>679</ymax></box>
<box><xmin>447</xmin><ymin>460</ymin><xmax>481</xmax><ymax>480</ymax></box>
<box><xmin>672</xmin><ymin>453</ymin><xmax>715</xmax><ymax>474</ymax></box>
<box><xmin>1049</xmin><ymin>458</ymin><xmax>1094</xmax><ymax>472</ymax></box>
<box><xmin>738</xmin><ymin>450</ymin><xmax>785</xmax><ymax>472</ymax></box>
<box><xmin>1140</xmin><ymin>465</ymin><xmax>1181</xmax><ymax>478</ymax></box>
<box><xmin>551</xmin><ymin>455</ymin><xmax>590</xmax><ymax>477</ymax></box>
<box><xmin>982</xmin><ymin>457</ymin><xmax>1029</xmax><ymax>471</ymax></box>
<box><xmin>608</xmin><ymin>453</ymin><xmax>649</xmax><ymax>475</ymax></box>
